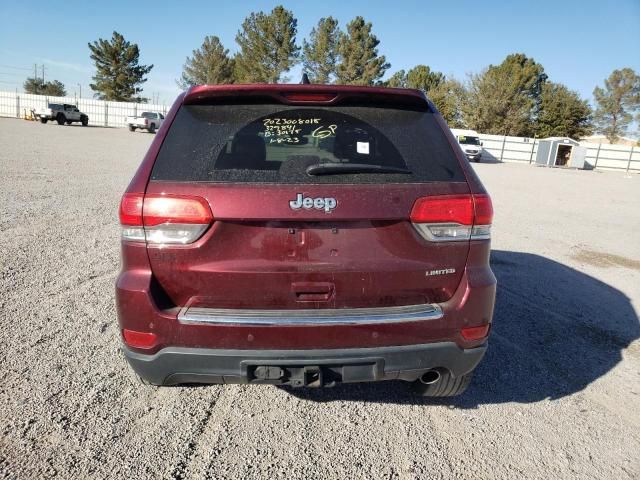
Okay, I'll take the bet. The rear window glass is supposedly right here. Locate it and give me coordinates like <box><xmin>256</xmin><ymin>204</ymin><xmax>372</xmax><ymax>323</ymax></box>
<box><xmin>151</xmin><ymin>104</ymin><xmax>464</xmax><ymax>184</ymax></box>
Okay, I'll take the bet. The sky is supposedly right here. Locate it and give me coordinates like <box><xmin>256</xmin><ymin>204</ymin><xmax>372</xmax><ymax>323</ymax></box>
<box><xmin>0</xmin><ymin>0</ymin><xmax>638</xmax><ymax>106</ymax></box>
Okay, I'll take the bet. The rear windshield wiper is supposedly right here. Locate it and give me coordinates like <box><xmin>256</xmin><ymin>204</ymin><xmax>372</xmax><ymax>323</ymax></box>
<box><xmin>306</xmin><ymin>163</ymin><xmax>412</xmax><ymax>176</ymax></box>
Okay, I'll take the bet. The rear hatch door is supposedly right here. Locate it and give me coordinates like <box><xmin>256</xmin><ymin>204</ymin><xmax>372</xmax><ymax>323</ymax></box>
<box><xmin>145</xmin><ymin>94</ymin><xmax>470</xmax><ymax>310</ymax></box>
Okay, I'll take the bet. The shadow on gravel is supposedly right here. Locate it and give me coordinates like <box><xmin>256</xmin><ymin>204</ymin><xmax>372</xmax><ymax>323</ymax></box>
<box><xmin>282</xmin><ymin>250</ymin><xmax>640</xmax><ymax>406</ymax></box>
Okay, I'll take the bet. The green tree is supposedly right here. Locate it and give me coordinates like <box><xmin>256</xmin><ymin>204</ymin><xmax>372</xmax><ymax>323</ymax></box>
<box><xmin>462</xmin><ymin>53</ymin><xmax>545</xmax><ymax>136</ymax></box>
<box><xmin>384</xmin><ymin>70</ymin><xmax>407</xmax><ymax>87</ymax></box>
<box><xmin>428</xmin><ymin>78</ymin><xmax>466</xmax><ymax>127</ymax></box>
<box><xmin>302</xmin><ymin>17</ymin><xmax>340</xmax><ymax>84</ymax></box>
<box><xmin>178</xmin><ymin>36</ymin><xmax>235</xmax><ymax>88</ymax></box>
<box><xmin>536</xmin><ymin>82</ymin><xmax>593</xmax><ymax>138</ymax></box>
<box><xmin>336</xmin><ymin>16</ymin><xmax>389</xmax><ymax>85</ymax></box>
<box><xmin>593</xmin><ymin>68</ymin><xmax>640</xmax><ymax>143</ymax></box>
<box><xmin>406</xmin><ymin>65</ymin><xmax>444</xmax><ymax>92</ymax></box>
<box><xmin>88</xmin><ymin>31</ymin><xmax>153</xmax><ymax>101</ymax></box>
<box><xmin>235</xmin><ymin>5</ymin><xmax>299</xmax><ymax>83</ymax></box>
<box><xmin>24</xmin><ymin>77</ymin><xmax>67</xmax><ymax>96</ymax></box>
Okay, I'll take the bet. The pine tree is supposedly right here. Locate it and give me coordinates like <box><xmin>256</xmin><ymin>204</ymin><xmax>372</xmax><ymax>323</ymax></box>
<box><xmin>336</xmin><ymin>16</ymin><xmax>389</xmax><ymax>85</ymax></box>
<box><xmin>536</xmin><ymin>82</ymin><xmax>593</xmax><ymax>139</ymax></box>
<box><xmin>88</xmin><ymin>31</ymin><xmax>153</xmax><ymax>101</ymax></box>
<box><xmin>428</xmin><ymin>78</ymin><xmax>465</xmax><ymax>127</ymax></box>
<box><xmin>593</xmin><ymin>68</ymin><xmax>640</xmax><ymax>143</ymax></box>
<box><xmin>235</xmin><ymin>6</ymin><xmax>299</xmax><ymax>83</ymax></box>
<box><xmin>384</xmin><ymin>70</ymin><xmax>407</xmax><ymax>88</ymax></box>
<box><xmin>462</xmin><ymin>53</ymin><xmax>545</xmax><ymax>136</ymax></box>
<box><xmin>24</xmin><ymin>77</ymin><xmax>67</xmax><ymax>96</ymax></box>
<box><xmin>384</xmin><ymin>65</ymin><xmax>444</xmax><ymax>92</ymax></box>
<box><xmin>302</xmin><ymin>17</ymin><xmax>339</xmax><ymax>84</ymax></box>
<box><xmin>178</xmin><ymin>36</ymin><xmax>235</xmax><ymax>88</ymax></box>
<box><xmin>405</xmin><ymin>65</ymin><xmax>444</xmax><ymax>92</ymax></box>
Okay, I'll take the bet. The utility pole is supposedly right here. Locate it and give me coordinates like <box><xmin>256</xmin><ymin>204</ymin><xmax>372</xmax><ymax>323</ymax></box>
<box><xmin>41</xmin><ymin>64</ymin><xmax>46</xmax><ymax>83</ymax></box>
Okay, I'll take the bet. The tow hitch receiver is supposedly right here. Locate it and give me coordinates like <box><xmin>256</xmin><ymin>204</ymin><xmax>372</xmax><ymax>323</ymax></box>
<box><xmin>252</xmin><ymin>365</ymin><xmax>326</xmax><ymax>387</ymax></box>
<box><xmin>299</xmin><ymin>366</ymin><xmax>323</xmax><ymax>388</ymax></box>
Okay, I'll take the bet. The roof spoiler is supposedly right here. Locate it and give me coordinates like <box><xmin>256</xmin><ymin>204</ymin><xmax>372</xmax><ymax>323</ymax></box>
<box><xmin>183</xmin><ymin>84</ymin><xmax>431</xmax><ymax>109</ymax></box>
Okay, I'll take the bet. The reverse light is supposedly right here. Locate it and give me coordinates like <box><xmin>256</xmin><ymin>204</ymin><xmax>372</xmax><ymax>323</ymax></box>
<box><xmin>119</xmin><ymin>193</ymin><xmax>213</xmax><ymax>244</ymax></box>
<box><xmin>122</xmin><ymin>329</ymin><xmax>157</xmax><ymax>349</ymax></box>
<box><xmin>410</xmin><ymin>194</ymin><xmax>493</xmax><ymax>242</ymax></box>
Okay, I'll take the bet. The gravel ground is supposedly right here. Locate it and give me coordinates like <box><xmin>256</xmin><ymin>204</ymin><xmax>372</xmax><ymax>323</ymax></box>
<box><xmin>1</xmin><ymin>118</ymin><xmax>639</xmax><ymax>479</ymax></box>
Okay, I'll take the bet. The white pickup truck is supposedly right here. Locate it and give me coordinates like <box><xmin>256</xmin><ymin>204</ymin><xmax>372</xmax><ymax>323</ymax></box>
<box><xmin>126</xmin><ymin>111</ymin><xmax>164</xmax><ymax>133</ymax></box>
<box><xmin>36</xmin><ymin>103</ymin><xmax>89</xmax><ymax>126</ymax></box>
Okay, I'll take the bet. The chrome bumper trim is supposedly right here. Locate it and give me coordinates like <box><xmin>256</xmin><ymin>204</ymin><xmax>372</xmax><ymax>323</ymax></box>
<box><xmin>178</xmin><ymin>303</ymin><xmax>443</xmax><ymax>326</ymax></box>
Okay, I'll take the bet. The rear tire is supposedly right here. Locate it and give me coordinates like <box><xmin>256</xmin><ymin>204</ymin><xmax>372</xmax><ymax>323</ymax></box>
<box><xmin>81</xmin><ymin>116</ymin><xmax>88</xmax><ymax>126</ymax></box>
<box><xmin>411</xmin><ymin>370</ymin><xmax>473</xmax><ymax>397</ymax></box>
<box><xmin>128</xmin><ymin>125</ymin><xmax>136</xmax><ymax>132</ymax></box>
<box><xmin>40</xmin><ymin>118</ymin><xmax>47</xmax><ymax>124</ymax></box>
<box><xmin>148</xmin><ymin>123</ymin><xmax>156</xmax><ymax>134</ymax></box>
<box><xmin>56</xmin><ymin>114</ymin><xmax>65</xmax><ymax>125</ymax></box>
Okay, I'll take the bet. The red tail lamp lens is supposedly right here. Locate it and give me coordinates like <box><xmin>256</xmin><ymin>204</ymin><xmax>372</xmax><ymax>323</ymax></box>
<box><xmin>122</xmin><ymin>329</ymin><xmax>158</xmax><ymax>349</ymax></box>
<box><xmin>473</xmin><ymin>194</ymin><xmax>493</xmax><ymax>225</ymax></box>
<box><xmin>410</xmin><ymin>195</ymin><xmax>475</xmax><ymax>225</ymax></box>
<box><xmin>119</xmin><ymin>193</ymin><xmax>144</xmax><ymax>226</ymax></box>
<box><xmin>142</xmin><ymin>195</ymin><xmax>213</xmax><ymax>226</ymax></box>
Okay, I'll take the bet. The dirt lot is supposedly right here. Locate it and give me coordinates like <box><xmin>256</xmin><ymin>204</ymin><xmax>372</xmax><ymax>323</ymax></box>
<box><xmin>1</xmin><ymin>118</ymin><xmax>639</xmax><ymax>479</ymax></box>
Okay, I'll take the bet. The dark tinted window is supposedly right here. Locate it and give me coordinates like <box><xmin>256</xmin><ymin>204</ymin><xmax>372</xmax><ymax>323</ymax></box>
<box><xmin>151</xmin><ymin>104</ymin><xmax>464</xmax><ymax>184</ymax></box>
<box><xmin>141</xmin><ymin>112</ymin><xmax>157</xmax><ymax>119</ymax></box>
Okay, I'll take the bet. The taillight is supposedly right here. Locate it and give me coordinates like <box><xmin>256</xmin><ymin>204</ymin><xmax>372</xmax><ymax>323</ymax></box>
<box><xmin>119</xmin><ymin>193</ymin><xmax>213</xmax><ymax>244</ymax></box>
<box><xmin>410</xmin><ymin>194</ymin><xmax>493</xmax><ymax>242</ymax></box>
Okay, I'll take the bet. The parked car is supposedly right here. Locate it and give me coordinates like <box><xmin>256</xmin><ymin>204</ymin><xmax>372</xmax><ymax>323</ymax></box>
<box><xmin>116</xmin><ymin>84</ymin><xmax>496</xmax><ymax>396</ymax></box>
<box><xmin>126</xmin><ymin>112</ymin><xmax>164</xmax><ymax>133</ymax></box>
<box><xmin>36</xmin><ymin>103</ymin><xmax>88</xmax><ymax>126</ymax></box>
<box><xmin>451</xmin><ymin>128</ymin><xmax>483</xmax><ymax>162</ymax></box>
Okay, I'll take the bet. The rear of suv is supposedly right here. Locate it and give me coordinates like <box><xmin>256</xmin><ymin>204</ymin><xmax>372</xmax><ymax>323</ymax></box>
<box><xmin>116</xmin><ymin>84</ymin><xmax>496</xmax><ymax>396</ymax></box>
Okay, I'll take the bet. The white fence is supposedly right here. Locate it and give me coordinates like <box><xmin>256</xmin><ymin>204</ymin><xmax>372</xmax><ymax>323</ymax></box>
<box><xmin>0</xmin><ymin>90</ymin><xmax>169</xmax><ymax>128</ymax></box>
<box><xmin>0</xmin><ymin>89</ymin><xmax>638</xmax><ymax>173</ymax></box>
<box><xmin>478</xmin><ymin>133</ymin><xmax>639</xmax><ymax>172</ymax></box>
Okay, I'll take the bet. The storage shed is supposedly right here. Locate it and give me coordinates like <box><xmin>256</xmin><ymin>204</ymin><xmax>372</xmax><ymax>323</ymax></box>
<box><xmin>535</xmin><ymin>137</ymin><xmax>586</xmax><ymax>168</ymax></box>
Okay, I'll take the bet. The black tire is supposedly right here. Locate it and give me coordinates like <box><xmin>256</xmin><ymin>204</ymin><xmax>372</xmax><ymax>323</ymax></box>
<box><xmin>128</xmin><ymin>125</ymin><xmax>136</xmax><ymax>132</ymax></box>
<box><xmin>40</xmin><ymin>118</ymin><xmax>47</xmax><ymax>124</ymax></box>
<box><xmin>81</xmin><ymin>116</ymin><xmax>88</xmax><ymax>126</ymax></box>
<box><xmin>56</xmin><ymin>114</ymin><xmax>65</xmax><ymax>125</ymax></box>
<box><xmin>148</xmin><ymin>123</ymin><xmax>156</xmax><ymax>134</ymax></box>
<box><xmin>411</xmin><ymin>370</ymin><xmax>473</xmax><ymax>397</ymax></box>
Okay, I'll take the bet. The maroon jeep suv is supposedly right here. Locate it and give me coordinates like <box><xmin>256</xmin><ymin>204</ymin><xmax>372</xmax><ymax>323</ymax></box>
<box><xmin>116</xmin><ymin>84</ymin><xmax>496</xmax><ymax>396</ymax></box>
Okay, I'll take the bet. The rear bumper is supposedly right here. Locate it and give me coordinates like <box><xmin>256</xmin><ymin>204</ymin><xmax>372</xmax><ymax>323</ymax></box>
<box><xmin>116</xmin><ymin>241</ymin><xmax>496</xmax><ymax>354</ymax></box>
<box><xmin>123</xmin><ymin>341</ymin><xmax>487</xmax><ymax>386</ymax></box>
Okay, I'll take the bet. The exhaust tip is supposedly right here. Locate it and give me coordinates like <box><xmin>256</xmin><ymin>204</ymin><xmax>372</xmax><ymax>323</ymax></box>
<box><xmin>419</xmin><ymin>370</ymin><xmax>441</xmax><ymax>385</ymax></box>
